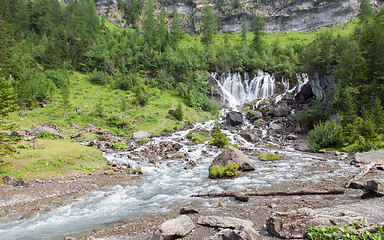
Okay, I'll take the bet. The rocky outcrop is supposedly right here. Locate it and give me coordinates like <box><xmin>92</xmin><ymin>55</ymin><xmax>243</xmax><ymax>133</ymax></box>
<box><xmin>211</xmin><ymin>146</ymin><xmax>255</xmax><ymax>171</ymax></box>
<box><xmin>266</xmin><ymin>207</ymin><xmax>365</xmax><ymax>239</ymax></box>
<box><xmin>226</xmin><ymin>111</ymin><xmax>243</xmax><ymax>126</ymax></box>
<box><xmin>151</xmin><ymin>215</ymin><xmax>195</xmax><ymax>240</ymax></box>
<box><xmin>308</xmin><ymin>71</ymin><xmax>335</xmax><ymax>103</ymax></box>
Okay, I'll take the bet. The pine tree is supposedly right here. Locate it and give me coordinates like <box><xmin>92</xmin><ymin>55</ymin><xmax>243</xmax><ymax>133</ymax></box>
<box><xmin>143</xmin><ymin>0</ymin><xmax>157</xmax><ymax>48</ymax></box>
<box><xmin>170</xmin><ymin>6</ymin><xmax>182</xmax><ymax>46</ymax></box>
<box><xmin>201</xmin><ymin>5</ymin><xmax>216</xmax><ymax>54</ymax></box>
<box><xmin>251</xmin><ymin>14</ymin><xmax>266</xmax><ymax>51</ymax></box>
<box><xmin>157</xmin><ymin>9</ymin><xmax>168</xmax><ymax>53</ymax></box>
<box><xmin>371</xmin><ymin>97</ymin><xmax>384</xmax><ymax>133</ymax></box>
<box><xmin>0</xmin><ymin>0</ymin><xmax>12</xmax><ymax>74</ymax></box>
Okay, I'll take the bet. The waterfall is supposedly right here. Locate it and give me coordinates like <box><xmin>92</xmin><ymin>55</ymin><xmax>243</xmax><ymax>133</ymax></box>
<box><xmin>212</xmin><ymin>71</ymin><xmax>275</xmax><ymax>108</ymax></box>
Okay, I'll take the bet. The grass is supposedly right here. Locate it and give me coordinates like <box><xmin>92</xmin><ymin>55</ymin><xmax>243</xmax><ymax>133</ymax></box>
<box><xmin>259</xmin><ymin>152</ymin><xmax>281</xmax><ymax>161</ymax></box>
<box><xmin>209</xmin><ymin>162</ymin><xmax>240</xmax><ymax>178</ymax></box>
<box><xmin>0</xmin><ymin>139</ymin><xmax>106</xmax><ymax>180</ymax></box>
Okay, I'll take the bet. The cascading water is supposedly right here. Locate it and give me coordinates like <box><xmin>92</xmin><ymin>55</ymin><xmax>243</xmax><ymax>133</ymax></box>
<box><xmin>211</xmin><ymin>72</ymin><xmax>275</xmax><ymax>109</ymax></box>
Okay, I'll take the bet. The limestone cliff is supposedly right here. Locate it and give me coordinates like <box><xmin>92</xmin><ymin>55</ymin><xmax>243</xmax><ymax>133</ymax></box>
<box><xmin>94</xmin><ymin>0</ymin><xmax>383</xmax><ymax>33</ymax></box>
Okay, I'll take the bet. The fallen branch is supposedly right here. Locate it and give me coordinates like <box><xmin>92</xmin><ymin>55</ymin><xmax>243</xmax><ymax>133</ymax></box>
<box><xmin>345</xmin><ymin>161</ymin><xmax>376</xmax><ymax>188</ymax></box>
<box><xmin>190</xmin><ymin>188</ymin><xmax>345</xmax><ymax>198</ymax></box>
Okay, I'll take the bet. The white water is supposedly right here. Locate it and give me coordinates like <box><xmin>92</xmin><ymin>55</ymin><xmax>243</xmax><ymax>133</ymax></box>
<box><xmin>211</xmin><ymin>72</ymin><xmax>275</xmax><ymax>109</ymax></box>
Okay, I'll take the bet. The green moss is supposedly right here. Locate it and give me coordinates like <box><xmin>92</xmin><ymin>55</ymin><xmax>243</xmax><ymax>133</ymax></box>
<box><xmin>259</xmin><ymin>152</ymin><xmax>281</xmax><ymax>161</ymax></box>
<box><xmin>113</xmin><ymin>142</ymin><xmax>128</xmax><ymax>149</ymax></box>
<box><xmin>138</xmin><ymin>138</ymin><xmax>150</xmax><ymax>144</ymax></box>
<box><xmin>209</xmin><ymin>162</ymin><xmax>240</xmax><ymax>178</ymax></box>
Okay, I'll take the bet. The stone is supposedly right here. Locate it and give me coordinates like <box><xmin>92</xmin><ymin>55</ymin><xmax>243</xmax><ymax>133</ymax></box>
<box><xmin>151</xmin><ymin>215</ymin><xmax>195</xmax><ymax>240</ymax></box>
<box><xmin>70</xmin><ymin>123</ymin><xmax>80</xmax><ymax>129</ymax></box>
<box><xmin>211</xmin><ymin>146</ymin><xmax>255</xmax><ymax>171</ymax></box>
<box><xmin>83</xmin><ymin>124</ymin><xmax>97</xmax><ymax>132</ymax></box>
<box><xmin>269</xmin><ymin>123</ymin><xmax>281</xmax><ymax>131</ymax></box>
<box><xmin>349</xmin><ymin>181</ymin><xmax>365</xmax><ymax>190</ymax></box>
<box><xmin>20</xmin><ymin>211</ymin><xmax>38</xmax><ymax>220</ymax></box>
<box><xmin>63</xmin><ymin>237</ymin><xmax>77</xmax><ymax>240</ymax></box>
<box><xmin>70</xmin><ymin>131</ymin><xmax>84</xmax><ymax>139</ymax></box>
<box><xmin>211</xmin><ymin>226</ymin><xmax>261</xmax><ymax>240</ymax></box>
<box><xmin>295</xmin><ymin>84</ymin><xmax>314</xmax><ymax>103</ymax></box>
<box><xmin>180</xmin><ymin>207</ymin><xmax>199</xmax><ymax>214</ymax></box>
<box><xmin>286</xmin><ymin>134</ymin><xmax>298</xmax><ymax>140</ymax></box>
<box><xmin>226</xmin><ymin>111</ymin><xmax>243</xmax><ymax>126</ymax></box>
<box><xmin>273</xmin><ymin>101</ymin><xmax>290</xmax><ymax>117</ymax></box>
<box><xmin>168</xmin><ymin>108</ymin><xmax>175</xmax><ymax>115</ymax></box>
<box><xmin>365</xmin><ymin>179</ymin><xmax>384</xmax><ymax>195</ymax></box>
<box><xmin>266</xmin><ymin>207</ymin><xmax>365</xmax><ymax>239</ymax></box>
<box><xmin>197</xmin><ymin>216</ymin><xmax>254</xmax><ymax>229</ymax></box>
<box><xmin>234</xmin><ymin>193</ymin><xmax>249</xmax><ymax>202</ymax></box>
<box><xmin>240</xmin><ymin>132</ymin><xmax>257</xmax><ymax>143</ymax></box>
<box><xmin>29</xmin><ymin>126</ymin><xmax>65</xmax><ymax>139</ymax></box>
<box><xmin>133</xmin><ymin>131</ymin><xmax>150</xmax><ymax>139</ymax></box>
<box><xmin>2</xmin><ymin>176</ymin><xmax>30</xmax><ymax>187</ymax></box>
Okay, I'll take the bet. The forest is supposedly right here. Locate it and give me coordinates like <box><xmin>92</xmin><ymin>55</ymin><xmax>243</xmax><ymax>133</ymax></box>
<box><xmin>0</xmin><ymin>0</ymin><xmax>384</xmax><ymax>155</ymax></box>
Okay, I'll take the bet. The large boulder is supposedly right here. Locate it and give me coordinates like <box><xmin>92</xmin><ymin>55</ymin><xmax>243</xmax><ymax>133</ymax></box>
<box><xmin>273</xmin><ymin>101</ymin><xmax>290</xmax><ymax>117</ymax></box>
<box><xmin>211</xmin><ymin>146</ymin><xmax>255</xmax><ymax>171</ymax></box>
<box><xmin>365</xmin><ymin>179</ymin><xmax>384</xmax><ymax>195</ymax></box>
<box><xmin>226</xmin><ymin>111</ymin><xmax>243</xmax><ymax>126</ymax></box>
<box><xmin>151</xmin><ymin>215</ymin><xmax>195</xmax><ymax>240</ymax></box>
<box><xmin>28</xmin><ymin>126</ymin><xmax>65</xmax><ymax>139</ymax></box>
<box><xmin>266</xmin><ymin>207</ymin><xmax>365</xmax><ymax>239</ymax></box>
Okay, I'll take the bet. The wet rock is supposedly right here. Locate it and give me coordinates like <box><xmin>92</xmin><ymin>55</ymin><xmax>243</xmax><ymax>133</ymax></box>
<box><xmin>20</xmin><ymin>211</ymin><xmax>38</xmax><ymax>220</ymax></box>
<box><xmin>269</xmin><ymin>123</ymin><xmax>281</xmax><ymax>131</ymax></box>
<box><xmin>197</xmin><ymin>216</ymin><xmax>254</xmax><ymax>229</ymax></box>
<box><xmin>234</xmin><ymin>193</ymin><xmax>249</xmax><ymax>202</ymax></box>
<box><xmin>151</xmin><ymin>215</ymin><xmax>195</xmax><ymax>240</ymax></box>
<box><xmin>63</xmin><ymin>237</ymin><xmax>77</xmax><ymax>240</ymax></box>
<box><xmin>180</xmin><ymin>207</ymin><xmax>199</xmax><ymax>214</ymax></box>
<box><xmin>349</xmin><ymin>181</ymin><xmax>365</xmax><ymax>189</ymax></box>
<box><xmin>266</xmin><ymin>207</ymin><xmax>364</xmax><ymax>239</ymax></box>
<box><xmin>295</xmin><ymin>84</ymin><xmax>315</xmax><ymax>103</ymax></box>
<box><xmin>2</xmin><ymin>176</ymin><xmax>29</xmax><ymax>187</ymax></box>
<box><xmin>226</xmin><ymin>111</ymin><xmax>243</xmax><ymax>126</ymax></box>
<box><xmin>133</xmin><ymin>131</ymin><xmax>150</xmax><ymax>139</ymax></box>
<box><xmin>211</xmin><ymin>146</ymin><xmax>255</xmax><ymax>171</ymax></box>
<box><xmin>240</xmin><ymin>132</ymin><xmax>257</xmax><ymax>143</ymax></box>
<box><xmin>70</xmin><ymin>131</ymin><xmax>83</xmax><ymax>139</ymax></box>
<box><xmin>273</xmin><ymin>101</ymin><xmax>290</xmax><ymax>117</ymax></box>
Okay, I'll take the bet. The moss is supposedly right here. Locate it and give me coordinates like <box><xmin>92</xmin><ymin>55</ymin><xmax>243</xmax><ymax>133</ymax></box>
<box><xmin>209</xmin><ymin>162</ymin><xmax>240</xmax><ymax>178</ymax></box>
<box><xmin>113</xmin><ymin>142</ymin><xmax>127</xmax><ymax>149</ymax></box>
<box><xmin>259</xmin><ymin>152</ymin><xmax>281</xmax><ymax>161</ymax></box>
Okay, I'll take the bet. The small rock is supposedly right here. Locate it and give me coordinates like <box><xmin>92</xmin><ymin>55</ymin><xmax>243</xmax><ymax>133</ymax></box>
<box><xmin>234</xmin><ymin>193</ymin><xmax>249</xmax><ymax>202</ymax></box>
<box><xmin>2</xmin><ymin>176</ymin><xmax>29</xmax><ymax>187</ymax></box>
<box><xmin>151</xmin><ymin>215</ymin><xmax>195</xmax><ymax>240</ymax></box>
<box><xmin>70</xmin><ymin>131</ymin><xmax>83</xmax><ymax>139</ymax></box>
<box><xmin>63</xmin><ymin>237</ymin><xmax>77</xmax><ymax>240</ymax></box>
<box><xmin>349</xmin><ymin>181</ymin><xmax>365</xmax><ymax>189</ymax></box>
<box><xmin>20</xmin><ymin>211</ymin><xmax>38</xmax><ymax>220</ymax></box>
<box><xmin>197</xmin><ymin>216</ymin><xmax>254</xmax><ymax>229</ymax></box>
<box><xmin>180</xmin><ymin>207</ymin><xmax>199</xmax><ymax>214</ymax></box>
<box><xmin>226</xmin><ymin>111</ymin><xmax>243</xmax><ymax>126</ymax></box>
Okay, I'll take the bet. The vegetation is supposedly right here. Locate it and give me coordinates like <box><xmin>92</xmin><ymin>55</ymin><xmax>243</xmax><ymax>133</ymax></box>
<box><xmin>307</xmin><ymin>221</ymin><xmax>384</xmax><ymax>240</ymax></box>
<box><xmin>259</xmin><ymin>152</ymin><xmax>281</xmax><ymax>161</ymax></box>
<box><xmin>209</xmin><ymin>162</ymin><xmax>240</xmax><ymax>178</ymax></box>
<box><xmin>210</xmin><ymin>122</ymin><xmax>229</xmax><ymax>148</ymax></box>
<box><xmin>113</xmin><ymin>142</ymin><xmax>128</xmax><ymax>150</ymax></box>
<box><xmin>307</xmin><ymin>120</ymin><xmax>342</xmax><ymax>152</ymax></box>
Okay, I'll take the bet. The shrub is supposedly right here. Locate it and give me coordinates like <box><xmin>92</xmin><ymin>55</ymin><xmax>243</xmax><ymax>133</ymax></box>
<box><xmin>113</xmin><ymin>142</ymin><xmax>127</xmax><ymax>150</ymax></box>
<box><xmin>38</xmin><ymin>131</ymin><xmax>55</xmax><ymax>139</ymax></box>
<box><xmin>307</xmin><ymin>221</ymin><xmax>384</xmax><ymax>240</ymax></box>
<box><xmin>210</xmin><ymin>122</ymin><xmax>229</xmax><ymax>148</ymax></box>
<box><xmin>209</xmin><ymin>162</ymin><xmax>240</xmax><ymax>178</ymax></box>
<box><xmin>307</xmin><ymin>120</ymin><xmax>342</xmax><ymax>152</ymax></box>
<box><xmin>174</xmin><ymin>101</ymin><xmax>184</xmax><ymax>121</ymax></box>
<box><xmin>259</xmin><ymin>152</ymin><xmax>280</xmax><ymax>161</ymax></box>
<box><xmin>138</xmin><ymin>138</ymin><xmax>150</xmax><ymax>144</ymax></box>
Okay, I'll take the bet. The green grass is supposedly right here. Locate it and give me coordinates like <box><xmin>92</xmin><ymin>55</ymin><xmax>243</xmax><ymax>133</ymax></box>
<box><xmin>259</xmin><ymin>152</ymin><xmax>281</xmax><ymax>161</ymax></box>
<box><xmin>0</xmin><ymin>139</ymin><xmax>106</xmax><ymax>180</ymax></box>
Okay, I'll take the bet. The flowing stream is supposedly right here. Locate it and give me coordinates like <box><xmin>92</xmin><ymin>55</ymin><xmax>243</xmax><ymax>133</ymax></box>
<box><xmin>0</xmin><ymin>72</ymin><xmax>348</xmax><ymax>240</ymax></box>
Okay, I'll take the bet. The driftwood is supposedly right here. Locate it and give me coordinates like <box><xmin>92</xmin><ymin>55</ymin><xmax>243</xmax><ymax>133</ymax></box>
<box><xmin>190</xmin><ymin>188</ymin><xmax>345</xmax><ymax>199</ymax></box>
<box><xmin>345</xmin><ymin>161</ymin><xmax>376</xmax><ymax>188</ymax></box>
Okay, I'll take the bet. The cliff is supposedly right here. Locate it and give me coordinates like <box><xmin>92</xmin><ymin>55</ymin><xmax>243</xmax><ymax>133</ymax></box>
<box><xmin>93</xmin><ymin>0</ymin><xmax>383</xmax><ymax>33</ymax></box>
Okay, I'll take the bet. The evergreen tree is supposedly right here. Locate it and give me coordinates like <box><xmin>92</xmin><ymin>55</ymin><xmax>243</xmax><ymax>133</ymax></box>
<box><xmin>170</xmin><ymin>6</ymin><xmax>182</xmax><ymax>46</ymax></box>
<box><xmin>371</xmin><ymin>97</ymin><xmax>384</xmax><ymax>133</ymax></box>
<box><xmin>60</xmin><ymin>82</ymin><xmax>71</xmax><ymax>119</ymax></box>
<box><xmin>359</xmin><ymin>0</ymin><xmax>373</xmax><ymax>22</ymax></box>
<box><xmin>143</xmin><ymin>0</ymin><xmax>157</xmax><ymax>48</ymax></box>
<box><xmin>174</xmin><ymin>101</ymin><xmax>184</xmax><ymax>121</ymax></box>
<box><xmin>241</xmin><ymin>22</ymin><xmax>247</xmax><ymax>46</ymax></box>
<box><xmin>201</xmin><ymin>5</ymin><xmax>216</xmax><ymax>51</ymax></box>
<box><xmin>340</xmin><ymin>87</ymin><xmax>357</xmax><ymax>128</ymax></box>
<box><xmin>0</xmin><ymin>0</ymin><xmax>12</xmax><ymax>74</ymax></box>
<box><xmin>157</xmin><ymin>9</ymin><xmax>168</xmax><ymax>53</ymax></box>
<box><xmin>251</xmin><ymin>14</ymin><xmax>265</xmax><ymax>51</ymax></box>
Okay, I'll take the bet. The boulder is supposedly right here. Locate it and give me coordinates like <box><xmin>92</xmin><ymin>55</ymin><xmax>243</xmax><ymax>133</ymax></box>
<box><xmin>365</xmin><ymin>179</ymin><xmax>384</xmax><ymax>195</ymax></box>
<box><xmin>273</xmin><ymin>101</ymin><xmax>290</xmax><ymax>117</ymax></box>
<box><xmin>211</xmin><ymin>146</ymin><xmax>255</xmax><ymax>171</ymax></box>
<box><xmin>83</xmin><ymin>124</ymin><xmax>97</xmax><ymax>132</ymax></box>
<box><xmin>211</xmin><ymin>225</ymin><xmax>262</xmax><ymax>240</ymax></box>
<box><xmin>70</xmin><ymin>123</ymin><xmax>80</xmax><ymax>129</ymax></box>
<box><xmin>226</xmin><ymin>111</ymin><xmax>243</xmax><ymax>126</ymax></box>
<box><xmin>133</xmin><ymin>131</ymin><xmax>150</xmax><ymax>139</ymax></box>
<box><xmin>168</xmin><ymin>108</ymin><xmax>175</xmax><ymax>115</ymax></box>
<box><xmin>240</xmin><ymin>132</ymin><xmax>257</xmax><ymax>143</ymax></box>
<box><xmin>197</xmin><ymin>216</ymin><xmax>254</xmax><ymax>229</ymax></box>
<box><xmin>180</xmin><ymin>207</ymin><xmax>199</xmax><ymax>214</ymax></box>
<box><xmin>38</xmin><ymin>122</ymin><xmax>60</xmax><ymax>131</ymax></box>
<box><xmin>29</xmin><ymin>127</ymin><xmax>65</xmax><ymax>139</ymax></box>
<box><xmin>266</xmin><ymin>207</ymin><xmax>365</xmax><ymax>239</ymax></box>
<box><xmin>151</xmin><ymin>215</ymin><xmax>195</xmax><ymax>240</ymax></box>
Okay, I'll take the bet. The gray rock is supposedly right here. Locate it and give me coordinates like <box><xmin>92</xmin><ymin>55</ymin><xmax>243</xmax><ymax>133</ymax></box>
<box><xmin>83</xmin><ymin>124</ymin><xmax>96</xmax><ymax>132</ymax></box>
<box><xmin>286</xmin><ymin>134</ymin><xmax>298</xmax><ymax>140</ymax></box>
<box><xmin>133</xmin><ymin>131</ymin><xmax>150</xmax><ymax>139</ymax></box>
<box><xmin>266</xmin><ymin>207</ymin><xmax>365</xmax><ymax>239</ymax></box>
<box><xmin>168</xmin><ymin>108</ymin><xmax>175</xmax><ymax>115</ymax></box>
<box><xmin>20</xmin><ymin>211</ymin><xmax>38</xmax><ymax>220</ymax></box>
<box><xmin>180</xmin><ymin>207</ymin><xmax>199</xmax><ymax>214</ymax></box>
<box><xmin>211</xmin><ymin>227</ymin><xmax>261</xmax><ymax>240</ymax></box>
<box><xmin>273</xmin><ymin>101</ymin><xmax>290</xmax><ymax>117</ymax></box>
<box><xmin>151</xmin><ymin>215</ymin><xmax>195</xmax><ymax>240</ymax></box>
<box><xmin>197</xmin><ymin>216</ymin><xmax>254</xmax><ymax>229</ymax></box>
<box><xmin>2</xmin><ymin>176</ymin><xmax>29</xmax><ymax>187</ymax></box>
<box><xmin>70</xmin><ymin>123</ymin><xmax>80</xmax><ymax>129</ymax></box>
<box><xmin>29</xmin><ymin>126</ymin><xmax>65</xmax><ymax>139</ymax></box>
<box><xmin>270</xmin><ymin>123</ymin><xmax>281</xmax><ymax>131</ymax></box>
<box><xmin>240</xmin><ymin>132</ymin><xmax>257</xmax><ymax>143</ymax></box>
<box><xmin>211</xmin><ymin>146</ymin><xmax>255</xmax><ymax>171</ymax></box>
<box><xmin>70</xmin><ymin>131</ymin><xmax>83</xmax><ymax>139</ymax></box>
<box><xmin>365</xmin><ymin>179</ymin><xmax>384</xmax><ymax>194</ymax></box>
<box><xmin>226</xmin><ymin>111</ymin><xmax>243</xmax><ymax>126</ymax></box>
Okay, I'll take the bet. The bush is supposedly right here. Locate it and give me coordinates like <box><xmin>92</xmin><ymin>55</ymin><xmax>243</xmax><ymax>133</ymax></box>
<box><xmin>138</xmin><ymin>138</ymin><xmax>150</xmax><ymax>144</ymax></box>
<box><xmin>174</xmin><ymin>101</ymin><xmax>184</xmax><ymax>121</ymax></box>
<box><xmin>294</xmin><ymin>101</ymin><xmax>329</xmax><ymax>132</ymax></box>
<box><xmin>210</xmin><ymin>122</ymin><xmax>229</xmax><ymax>148</ymax></box>
<box><xmin>88</xmin><ymin>70</ymin><xmax>113</xmax><ymax>85</ymax></box>
<box><xmin>38</xmin><ymin>131</ymin><xmax>55</xmax><ymax>139</ymax></box>
<box><xmin>113</xmin><ymin>142</ymin><xmax>127</xmax><ymax>150</ymax></box>
<box><xmin>307</xmin><ymin>221</ymin><xmax>384</xmax><ymax>240</ymax></box>
<box><xmin>209</xmin><ymin>162</ymin><xmax>240</xmax><ymax>178</ymax></box>
<box><xmin>308</xmin><ymin>120</ymin><xmax>342</xmax><ymax>152</ymax></box>
<box><xmin>259</xmin><ymin>152</ymin><xmax>280</xmax><ymax>161</ymax></box>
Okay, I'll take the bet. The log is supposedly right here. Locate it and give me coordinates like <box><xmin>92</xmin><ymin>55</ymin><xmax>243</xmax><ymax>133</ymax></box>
<box><xmin>345</xmin><ymin>161</ymin><xmax>376</xmax><ymax>188</ymax></box>
<box><xmin>190</xmin><ymin>188</ymin><xmax>345</xmax><ymax>198</ymax></box>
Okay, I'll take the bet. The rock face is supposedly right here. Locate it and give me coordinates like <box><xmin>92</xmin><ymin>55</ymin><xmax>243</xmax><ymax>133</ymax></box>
<box><xmin>273</xmin><ymin>101</ymin><xmax>290</xmax><ymax>117</ymax></box>
<box><xmin>211</xmin><ymin>146</ymin><xmax>255</xmax><ymax>171</ymax></box>
<box><xmin>151</xmin><ymin>215</ymin><xmax>195</xmax><ymax>240</ymax></box>
<box><xmin>226</xmin><ymin>111</ymin><xmax>243</xmax><ymax>126</ymax></box>
<box><xmin>308</xmin><ymin>71</ymin><xmax>336</xmax><ymax>103</ymax></box>
<box><xmin>266</xmin><ymin>207</ymin><xmax>365</xmax><ymax>239</ymax></box>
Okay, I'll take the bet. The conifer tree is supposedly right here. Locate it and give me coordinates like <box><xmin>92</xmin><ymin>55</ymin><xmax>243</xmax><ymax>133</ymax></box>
<box><xmin>201</xmin><ymin>5</ymin><xmax>216</xmax><ymax>54</ymax></box>
<box><xmin>170</xmin><ymin>7</ymin><xmax>182</xmax><ymax>46</ymax></box>
<box><xmin>251</xmin><ymin>14</ymin><xmax>265</xmax><ymax>51</ymax></box>
<box><xmin>0</xmin><ymin>0</ymin><xmax>12</xmax><ymax>74</ymax></box>
<box><xmin>143</xmin><ymin>0</ymin><xmax>157</xmax><ymax>48</ymax></box>
<box><xmin>157</xmin><ymin>9</ymin><xmax>168</xmax><ymax>53</ymax></box>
